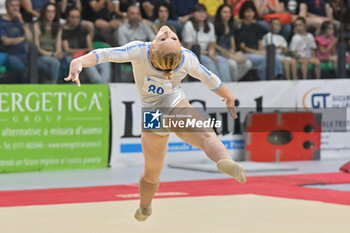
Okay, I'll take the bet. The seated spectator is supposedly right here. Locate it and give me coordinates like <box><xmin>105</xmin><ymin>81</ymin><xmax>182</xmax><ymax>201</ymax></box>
<box><xmin>34</xmin><ymin>2</ymin><xmax>62</xmax><ymax>83</ymax></box>
<box><xmin>0</xmin><ymin>0</ymin><xmax>6</xmax><ymax>16</ymax></box>
<box><xmin>199</xmin><ymin>0</ymin><xmax>224</xmax><ymax>19</ymax></box>
<box><xmin>226</xmin><ymin>0</ymin><xmax>248</xmax><ymax>20</ymax></box>
<box><xmin>344</xmin><ymin>9</ymin><xmax>350</xmax><ymax>51</ymax></box>
<box><xmin>57</xmin><ymin>0</ymin><xmax>80</xmax><ymax>19</ymax></box>
<box><xmin>214</xmin><ymin>3</ymin><xmax>252</xmax><ymax>81</ymax></box>
<box><xmin>170</xmin><ymin>0</ymin><xmax>198</xmax><ymax>23</ymax></box>
<box><xmin>281</xmin><ymin>0</ymin><xmax>305</xmax><ymax>20</ymax></box>
<box><xmin>299</xmin><ymin>0</ymin><xmax>334</xmax><ymax>33</ymax></box>
<box><xmin>82</xmin><ymin>0</ymin><xmax>122</xmax><ymax>44</ymax></box>
<box><xmin>117</xmin><ymin>5</ymin><xmax>155</xmax><ymax>45</ymax></box>
<box><xmin>21</xmin><ymin>0</ymin><xmax>55</xmax><ymax>22</ymax></box>
<box><xmin>330</xmin><ymin>0</ymin><xmax>346</xmax><ymax>21</ymax></box>
<box><xmin>153</xmin><ymin>1</ymin><xmax>183</xmax><ymax>35</ymax></box>
<box><xmin>63</xmin><ymin>8</ymin><xmax>110</xmax><ymax>83</ymax></box>
<box><xmin>111</xmin><ymin>0</ymin><xmax>138</xmax><ymax>19</ymax></box>
<box><xmin>57</xmin><ymin>0</ymin><xmax>94</xmax><ymax>40</ymax></box>
<box><xmin>182</xmin><ymin>3</ymin><xmax>231</xmax><ymax>82</ymax></box>
<box><xmin>263</xmin><ymin>19</ymin><xmax>298</xmax><ymax>80</ymax></box>
<box><xmin>263</xmin><ymin>18</ymin><xmax>297</xmax><ymax>80</ymax></box>
<box><xmin>253</xmin><ymin>0</ymin><xmax>292</xmax><ymax>40</ymax></box>
<box><xmin>315</xmin><ymin>21</ymin><xmax>338</xmax><ymax>70</ymax></box>
<box><xmin>235</xmin><ymin>1</ymin><xmax>283</xmax><ymax>80</ymax></box>
<box><xmin>140</xmin><ymin>0</ymin><xmax>157</xmax><ymax>19</ymax></box>
<box><xmin>289</xmin><ymin>17</ymin><xmax>320</xmax><ymax>79</ymax></box>
<box><xmin>0</xmin><ymin>0</ymin><xmax>31</xmax><ymax>82</ymax></box>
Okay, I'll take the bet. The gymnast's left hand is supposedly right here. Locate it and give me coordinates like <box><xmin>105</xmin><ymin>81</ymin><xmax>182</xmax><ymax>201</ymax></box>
<box><xmin>222</xmin><ymin>97</ymin><xmax>238</xmax><ymax>119</ymax></box>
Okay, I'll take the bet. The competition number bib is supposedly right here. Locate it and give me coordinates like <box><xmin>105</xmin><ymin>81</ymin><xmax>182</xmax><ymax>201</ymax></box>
<box><xmin>143</xmin><ymin>76</ymin><xmax>172</xmax><ymax>95</ymax></box>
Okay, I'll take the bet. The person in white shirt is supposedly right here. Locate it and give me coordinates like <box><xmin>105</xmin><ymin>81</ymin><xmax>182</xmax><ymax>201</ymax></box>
<box><xmin>263</xmin><ymin>18</ymin><xmax>297</xmax><ymax>80</ymax></box>
<box><xmin>182</xmin><ymin>4</ymin><xmax>232</xmax><ymax>82</ymax></box>
<box><xmin>0</xmin><ymin>0</ymin><xmax>6</xmax><ymax>15</ymax></box>
<box><xmin>289</xmin><ymin>17</ymin><xmax>320</xmax><ymax>79</ymax></box>
<box><xmin>65</xmin><ymin>25</ymin><xmax>247</xmax><ymax>222</ymax></box>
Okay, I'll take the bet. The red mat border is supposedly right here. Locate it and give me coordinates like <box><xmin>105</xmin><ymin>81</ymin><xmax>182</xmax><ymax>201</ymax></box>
<box><xmin>1</xmin><ymin>172</ymin><xmax>350</xmax><ymax>207</ymax></box>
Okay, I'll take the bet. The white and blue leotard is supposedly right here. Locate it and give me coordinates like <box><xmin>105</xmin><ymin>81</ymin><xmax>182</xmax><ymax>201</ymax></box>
<box><xmin>91</xmin><ymin>41</ymin><xmax>222</xmax><ymax>109</ymax></box>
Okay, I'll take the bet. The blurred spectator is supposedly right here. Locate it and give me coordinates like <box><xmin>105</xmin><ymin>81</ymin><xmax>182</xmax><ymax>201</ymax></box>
<box><xmin>226</xmin><ymin>0</ymin><xmax>247</xmax><ymax>19</ymax></box>
<box><xmin>289</xmin><ymin>17</ymin><xmax>320</xmax><ymax>79</ymax></box>
<box><xmin>153</xmin><ymin>1</ymin><xmax>183</xmax><ymax>35</ymax></box>
<box><xmin>182</xmin><ymin>3</ymin><xmax>231</xmax><ymax>82</ymax></box>
<box><xmin>57</xmin><ymin>0</ymin><xmax>94</xmax><ymax>41</ymax></box>
<box><xmin>299</xmin><ymin>0</ymin><xmax>334</xmax><ymax>33</ymax></box>
<box><xmin>0</xmin><ymin>0</ymin><xmax>31</xmax><ymax>82</ymax></box>
<box><xmin>281</xmin><ymin>0</ymin><xmax>305</xmax><ymax>18</ymax></box>
<box><xmin>235</xmin><ymin>1</ymin><xmax>283</xmax><ymax>80</ymax></box>
<box><xmin>330</xmin><ymin>0</ymin><xmax>346</xmax><ymax>21</ymax></box>
<box><xmin>263</xmin><ymin>18</ymin><xmax>297</xmax><ymax>79</ymax></box>
<box><xmin>117</xmin><ymin>5</ymin><xmax>155</xmax><ymax>45</ymax></box>
<box><xmin>21</xmin><ymin>0</ymin><xmax>55</xmax><ymax>22</ymax></box>
<box><xmin>111</xmin><ymin>0</ymin><xmax>137</xmax><ymax>19</ymax></box>
<box><xmin>82</xmin><ymin>0</ymin><xmax>122</xmax><ymax>44</ymax></box>
<box><xmin>170</xmin><ymin>0</ymin><xmax>198</xmax><ymax>23</ymax></box>
<box><xmin>34</xmin><ymin>2</ymin><xmax>62</xmax><ymax>83</ymax></box>
<box><xmin>344</xmin><ymin>9</ymin><xmax>350</xmax><ymax>51</ymax></box>
<box><xmin>315</xmin><ymin>21</ymin><xmax>338</xmax><ymax>69</ymax></box>
<box><xmin>63</xmin><ymin>8</ymin><xmax>110</xmax><ymax>83</ymax></box>
<box><xmin>214</xmin><ymin>3</ymin><xmax>252</xmax><ymax>81</ymax></box>
<box><xmin>253</xmin><ymin>0</ymin><xmax>292</xmax><ymax>40</ymax></box>
<box><xmin>57</xmin><ymin>0</ymin><xmax>80</xmax><ymax>19</ymax></box>
<box><xmin>199</xmin><ymin>0</ymin><xmax>224</xmax><ymax>18</ymax></box>
<box><xmin>0</xmin><ymin>0</ymin><xmax>6</xmax><ymax>16</ymax></box>
<box><xmin>140</xmin><ymin>0</ymin><xmax>158</xmax><ymax>19</ymax></box>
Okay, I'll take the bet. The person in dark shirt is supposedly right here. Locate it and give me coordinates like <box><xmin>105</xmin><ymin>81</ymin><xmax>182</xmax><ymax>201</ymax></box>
<box><xmin>153</xmin><ymin>1</ymin><xmax>183</xmax><ymax>36</ymax></box>
<box><xmin>57</xmin><ymin>0</ymin><xmax>94</xmax><ymax>40</ymax></box>
<box><xmin>235</xmin><ymin>1</ymin><xmax>282</xmax><ymax>80</ymax></box>
<box><xmin>343</xmin><ymin>9</ymin><xmax>350</xmax><ymax>51</ymax></box>
<box><xmin>0</xmin><ymin>0</ymin><xmax>31</xmax><ymax>82</ymax></box>
<box><xmin>300</xmin><ymin>0</ymin><xmax>334</xmax><ymax>33</ymax></box>
<box><xmin>170</xmin><ymin>0</ymin><xmax>198</xmax><ymax>23</ymax></box>
<box><xmin>21</xmin><ymin>0</ymin><xmax>54</xmax><ymax>22</ymax></box>
<box><xmin>57</xmin><ymin>0</ymin><xmax>80</xmax><ymax>19</ymax></box>
<box><xmin>214</xmin><ymin>3</ymin><xmax>252</xmax><ymax>81</ymax></box>
<box><xmin>139</xmin><ymin>0</ymin><xmax>159</xmax><ymax>19</ymax></box>
<box><xmin>112</xmin><ymin>0</ymin><xmax>138</xmax><ymax>19</ymax></box>
<box><xmin>63</xmin><ymin>8</ymin><xmax>110</xmax><ymax>83</ymax></box>
<box><xmin>82</xmin><ymin>0</ymin><xmax>122</xmax><ymax>44</ymax></box>
<box><xmin>330</xmin><ymin>0</ymin><xmax>347</xmax><ymax>21</ymax></box>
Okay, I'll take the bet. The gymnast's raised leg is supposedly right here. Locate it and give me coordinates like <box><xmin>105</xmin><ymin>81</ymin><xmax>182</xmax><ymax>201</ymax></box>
<box><xmin>173</xmin><ymin>98</ymin><xmax>246</xmax><ymax>183</ymax></box>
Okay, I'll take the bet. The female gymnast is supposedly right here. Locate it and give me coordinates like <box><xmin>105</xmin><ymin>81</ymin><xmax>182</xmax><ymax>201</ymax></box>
<box><xmin>65</xmin><ymin>26</ymin><xmax>246</xmax><ymax>222</ymax></box>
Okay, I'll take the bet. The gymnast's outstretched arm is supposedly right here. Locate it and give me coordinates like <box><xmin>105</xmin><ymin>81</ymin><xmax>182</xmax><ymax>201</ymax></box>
<box><xmin>65</xmin><ymin>41</ymin><xmax>146</xmax><ymax>86</ymax></box>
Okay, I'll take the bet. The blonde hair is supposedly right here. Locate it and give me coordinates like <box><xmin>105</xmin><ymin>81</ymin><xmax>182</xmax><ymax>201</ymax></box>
<box><xmin>153</xmin><ymin>50</ymin><xmax>182</xmax><ymax>80</ymax></box>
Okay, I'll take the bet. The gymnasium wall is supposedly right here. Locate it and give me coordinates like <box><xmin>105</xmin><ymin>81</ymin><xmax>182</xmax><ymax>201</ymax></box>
<box><xmin>1</xmin><ymin>80</ymin><xmax>349</xmax><ymax>172</ymax></box>
<box><xmin>109</xmin><ymin>79</ymin><xmax>350</xmax><ymax>167</ymax></box>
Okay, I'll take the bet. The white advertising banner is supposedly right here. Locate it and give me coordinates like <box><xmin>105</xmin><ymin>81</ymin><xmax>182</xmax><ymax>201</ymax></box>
<box><xmin>109</xmin><ymin>81</ymin><xmax>296</xmax><ymax>167</ymax></box>
<box><xmin>296</xmin><ymin>79</ymin><xmax>350</xmax><ymax>159</ymax></box>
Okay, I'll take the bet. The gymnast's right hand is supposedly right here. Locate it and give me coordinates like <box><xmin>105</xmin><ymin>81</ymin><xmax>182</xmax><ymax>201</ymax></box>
<box><xmin>65</xmin><ymin>59</ymin><xmax>82</xmax><ymax>87</ymax></box>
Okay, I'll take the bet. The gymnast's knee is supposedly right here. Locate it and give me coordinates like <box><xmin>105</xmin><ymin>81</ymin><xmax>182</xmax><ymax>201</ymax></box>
<box><xmin>200</xmin><ymin>132</ymin><xmax>218</xmax><ymax>150</ymax></box>
<box><xmin>142</xmin><ymin>172</ymin><xmax>161</xmax><ymax>184</ymax></box>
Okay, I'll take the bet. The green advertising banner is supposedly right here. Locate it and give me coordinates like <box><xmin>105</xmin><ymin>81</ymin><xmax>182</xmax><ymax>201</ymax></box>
<box><xmin>0</xmin><ymin>84</ymin><xmax>110</xmax><ymax>173</ymax></box>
